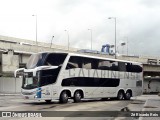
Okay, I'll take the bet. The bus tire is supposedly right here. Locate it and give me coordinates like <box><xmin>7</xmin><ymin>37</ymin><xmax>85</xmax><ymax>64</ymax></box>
<box><xmin>124</xmin><ymin>91</ymin><xmax>132</xmax><ymax>100</ymax></box>
<box><xmin>45</xmin><ymin>100</ymin><xmax>51</xmax><ymax>103</ymax></box>
<box><xmin>74</xmin><ymin>91</ymin><xmax>82</xmax><ymax>103</ymax></box>
<box><xmin>60</xmin><ymin>91</ymin><xmax>68</xmax><ymax>103</ymax></box>
<box><xmin>117</xmin><ymin>91</ymin><xmax>124</xmax><ymax>100</ymax></box>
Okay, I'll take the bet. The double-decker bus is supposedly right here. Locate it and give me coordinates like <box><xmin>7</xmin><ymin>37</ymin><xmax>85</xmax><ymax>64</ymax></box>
<box><xmin>15</xmin><ymin>52</ymin><xmax>143</xmax><ymax>103</ymax></box>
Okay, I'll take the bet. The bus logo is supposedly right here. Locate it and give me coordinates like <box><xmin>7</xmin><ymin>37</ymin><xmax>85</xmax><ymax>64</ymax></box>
<box><xmin>2</xmin><ymin>112</ymin><xmax>11</xmax><ymax>117</ymax></box>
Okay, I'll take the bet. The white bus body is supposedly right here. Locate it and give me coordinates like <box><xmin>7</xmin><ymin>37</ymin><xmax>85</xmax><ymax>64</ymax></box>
<box><xmin>15</xmin><ymin>52</ymin><xmax>143</xmax><ymax>103</ymax></box>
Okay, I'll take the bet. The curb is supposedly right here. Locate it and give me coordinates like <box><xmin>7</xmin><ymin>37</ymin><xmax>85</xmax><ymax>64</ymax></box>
<box><xmin>0</xmin><ymin>93</ymin><xmax>21</xmax><ymax>96</ymax></box>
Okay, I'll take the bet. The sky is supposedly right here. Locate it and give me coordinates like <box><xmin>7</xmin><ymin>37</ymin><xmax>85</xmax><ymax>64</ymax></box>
<box><xmin>0</xmin><ymin>0</ymin><xmax>160</xmax><ymax>56</ymax></box>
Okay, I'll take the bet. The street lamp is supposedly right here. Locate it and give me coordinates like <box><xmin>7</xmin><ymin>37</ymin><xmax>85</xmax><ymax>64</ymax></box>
<box><xmin>121</xmin><ymin>42</ymin><xmax>126</xmax><ymax>54</ymax></box>
<box><xmin>127</xmin><ymin>37</ymin><xmax>128</xmax><ymax>56</ymax></box>
<box><xmin>124</xmin><ymin>37</ymin><xmax>129</xmax><ymax>56</ymax></box>
<box><xmin>32</xmin><ymin>14</ymin><xmax>38</xmax><ymax>46</ymax></box>
<box><xmin>108</xmin><ymin>17</ymin><xmax>117</xmax><ymax>59</ymax></box>
<box><xmin>50</xmin><ymin>36</ymin><xmax>54</xmax><ymax>48</ymax></box>
<box><xmin>64</xmin><ymin>30</ymin><xmax>69</xmax><ymax>51</ymax></box>
<box><xmin>88</xmin><ymin>29</ymin><xmax>92</xmax><ymax>50</ymax></box>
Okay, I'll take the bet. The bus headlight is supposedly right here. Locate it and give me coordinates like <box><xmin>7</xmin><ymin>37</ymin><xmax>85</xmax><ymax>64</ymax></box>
<box><xmin>34</xmin><ymin>95</ymin><xmax>38</xmax><ymax>98</ymax></box>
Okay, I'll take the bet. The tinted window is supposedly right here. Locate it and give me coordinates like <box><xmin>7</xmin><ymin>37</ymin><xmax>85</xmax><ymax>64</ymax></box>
<box><xmin>98</xmin><ymin>60</ymin><xmax>111</xmax><ymax>70</ymax></box>
<box><xmin>66</xmin><ymin>56</ymin><xmax>142</xmax><ymax>73</ymax></box>
<box><xmin>26</xmin><ymin>53</ymin><xmax>47</xmax><ymax>69</ymax></box>
<box><xmin>126</xmin><ymin>63</ymin><xmax>142</xmax><ymax>73</ymax></box>
<box><xmin>26</xmin><ymin>53</ymin><xmax>67</xmax><ymax>69</ymax></box>
<box><xmin>66</xmin><ymin>56</ymin><xmax>99</xmax><ymax>69</ymax></box>
<box><xmin>62</xmin><ymin>77</ymin><xmax>120</xmax><ymax>87</ymax></box>
<box><xmin>66</xmin><ymin>56</ymin><xmax>81</xmax><ymax>69</ymax></box>
<box><xmin>110</xmin><ymin>61</ymin><xmax>119</xmax><ymax>71</ymax></box>
<box><xmin>44</xmin><ymin>53</ymin><xmax>67</xmax><ymax>66</ymax></box>
<box><xmin>118</xmin><ymin>62</ymin><xmax>126</xmax><ymax>72</ymax></box>
<box><xmin>39</xmin><ymin>67</ymin><xmax>61</xmax><ymax>86</ymax></box>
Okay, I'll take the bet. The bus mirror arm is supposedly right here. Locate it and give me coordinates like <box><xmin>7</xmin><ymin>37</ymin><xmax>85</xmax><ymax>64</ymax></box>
<box><xmin>14</xmin><ymin>68</ymin><xmax>25</xmax><ymax>78</ymax></box>
<box><xmin>40</xmin><ymin>66</ymin><xmax>59</xmax><ymax>70</ymax></box>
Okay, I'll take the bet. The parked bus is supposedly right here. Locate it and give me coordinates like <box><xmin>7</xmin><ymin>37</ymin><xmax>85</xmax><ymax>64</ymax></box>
<box><xmin>15</xmin><ymin>52</ymin><xmax>143</xmax><ymax>103</ymax></box>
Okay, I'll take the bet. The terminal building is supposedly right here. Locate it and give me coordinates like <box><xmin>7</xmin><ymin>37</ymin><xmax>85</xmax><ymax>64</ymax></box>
<box><xmin>0</xmin><ymin>35</ymin><xmax>159</xmax><ymax>94</ymax></box>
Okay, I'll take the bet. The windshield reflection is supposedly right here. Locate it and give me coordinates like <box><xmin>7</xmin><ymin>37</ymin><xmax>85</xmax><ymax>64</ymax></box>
<box><xmin>22</xmin><ymin>76</ymin><xmax>39</xmax><ymax>89</ymax></box>
<box><xmin>26</xmin><ymin>53</ymin><xmax>67</xmax><ymax>69</ymax></box>
<box><xmin>26</xmin><ymin>53</ymin><xmax>42</xmax><ymax>69</ymax></box>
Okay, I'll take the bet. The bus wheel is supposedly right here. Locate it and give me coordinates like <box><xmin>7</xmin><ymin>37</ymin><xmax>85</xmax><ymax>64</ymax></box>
<box><xmin>125</xmin><ymin>91</ymin><xmax>131</xmax><ymax>100</ymax></box>
<box><xmin>117</xmin><ymin>91</ymin><xmax>124</xmax><ymax>100</ymax></box>
<box><xmin>60</xmin><ymin>91</ymin><xmax>68</xmax><ymax>103</ymax></box>
<box><xmin>74</xmin><ymin>91</ymin><xmax>82</xmax><ymax>103</ymax></box>
<box><xmin>45</xmin><ymin>100</ymin><xmax>51</xmax><ymax>103</ymax></box>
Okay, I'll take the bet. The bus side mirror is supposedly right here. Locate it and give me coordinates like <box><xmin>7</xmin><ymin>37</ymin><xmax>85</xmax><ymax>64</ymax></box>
<box><xmin>14</xmin><ymin>68</ymin><xmax>25</xmax><ymax>78</ymax></box>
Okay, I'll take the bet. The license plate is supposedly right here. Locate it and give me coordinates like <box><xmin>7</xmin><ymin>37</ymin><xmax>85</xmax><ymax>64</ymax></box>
<box><xmin>25</xmin><ymin>96</ymin><xmax>29</xmax><ymax>99</ymax></box>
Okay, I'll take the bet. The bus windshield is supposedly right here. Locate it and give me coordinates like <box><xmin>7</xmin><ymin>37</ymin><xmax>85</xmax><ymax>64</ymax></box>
<box><xmin>26</xmin><ymin>53</ymin><xmax>67</xmax><ymax>69</ymax></box>
<box><xmin>26</xmin><ymin>53</ymin><xmax>44</xmax><ymax>69</ymax></box>
<box><xmin>22</xmin><ymin>72</ymin><xmax>39</xmax><ymax>89</ymax></box>
<box><xmin>23</xmin><ymin>53</ymin><xmax>68</xmax><ymax>89</ymax></box>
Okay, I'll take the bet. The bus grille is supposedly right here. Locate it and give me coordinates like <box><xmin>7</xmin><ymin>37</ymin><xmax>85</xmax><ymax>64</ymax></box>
<box><xmin>22</xmin><ymin>92</ymin><xmax>35</xmax><ymax>95</ymax></box>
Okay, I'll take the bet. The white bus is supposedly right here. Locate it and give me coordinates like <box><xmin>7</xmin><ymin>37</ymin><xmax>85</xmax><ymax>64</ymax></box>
<box><xmin>15</xmin><ymin>52</ymin><xmax>143</xmax><ymax>103</ymax></box>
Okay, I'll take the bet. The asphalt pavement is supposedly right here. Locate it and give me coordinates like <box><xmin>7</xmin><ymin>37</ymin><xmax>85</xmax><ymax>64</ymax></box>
<box><xmin>0</xmin><ymin>94</ymin><xmax>160</xmax><ymax>120</ymax></box>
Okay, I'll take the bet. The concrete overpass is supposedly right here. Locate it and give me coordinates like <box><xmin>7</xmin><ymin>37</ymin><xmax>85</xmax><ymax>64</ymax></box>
<box><xmin>0</xmin><ymin>35</ymin><xmax>159</xmax><ymax>94</ymax></box>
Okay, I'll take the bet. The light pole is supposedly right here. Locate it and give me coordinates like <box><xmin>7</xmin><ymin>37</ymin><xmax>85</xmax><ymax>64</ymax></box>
<box><xmin>50</xmin><ymin>36</ymin><xmax>54</xmax><ymax>48</ymax></box>
<box><xmin>64</xmin><ymin>30</ymin><xmax>69</xmax><ymax>51</ymax></box>
<box><xmin>32</xmin><ymin>14</ymin><xmax>38</xmax><ymax>46</ymax></box>
<box><xmin>121</xmin><ymin>42</ymin><xmax>126</xmax><ymax>54</ymax></box>
<box><xmin>127</xmin><ymin>37</ymin><xmax>128</xmax><ymax>56</ymax></box>
<box><xmin>108</xmin><ymin>17</ymin><xmax>117</xmax><ymax>59</ymax></box>
<box><xmin>124</xmin><ymin>37</ymin><xmax>129</xmax><ymax>56</ymax></box>
<box><xmin>88</xmin><ymin>29</ymin><xmax>92</xmax><ymax>50</ymax></box>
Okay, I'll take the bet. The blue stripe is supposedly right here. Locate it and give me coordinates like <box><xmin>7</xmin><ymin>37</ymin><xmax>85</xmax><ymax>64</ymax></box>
<box><xmin>36</xmin><ymin>87</ymin><xmax>41</xmax><ymax>98</ymax></box>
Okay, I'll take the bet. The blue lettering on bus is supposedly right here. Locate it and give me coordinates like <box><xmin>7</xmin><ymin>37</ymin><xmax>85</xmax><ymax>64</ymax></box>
<box><xmin>36</xmin><ymin>87</ymin><xmax>41</xmax><ymax>98</ymax></box>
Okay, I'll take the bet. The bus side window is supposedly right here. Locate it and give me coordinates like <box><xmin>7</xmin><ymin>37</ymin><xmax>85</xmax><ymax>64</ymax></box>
<box><xmin>66</xmin><ymin>56</ymin><xmax>82</xmax><ymax>69</ymax></box>
<box><xmin>110</xmin><ymin>61</ymin><xmax>119</xmax><ymax>71</ymax></box>
<box><xmin>126</xmin><ymin>63</ymin><xmax>131</xmax><ymax>72</ymax></box>
<box><xmin>66</xmin><ymin>62</ymin><xmax>78</xmax><ymax>69</ymax></box>
<box><xmin>91</xmin><ymin>59</ymin><xmax>99</xmax><ymax>69</ymax></box>
<box><xmin>82</xmin><ymin>58</ymin><xmax>92</xmax><ymax>69</ymax></box>
<box><xmin>44</xmin><ymin>53</ymin><xmax>67</xmax><ymax>66</ymax></box>
<box><xmin>40</xmin><ymin>69</ymin><xmax>59</xmax><ymax>86</ymax></box>
<box><xmin>118</xmin><ymin>62</ymin><xmax>126</xmax><ymax>72</ymax></box>
<box><xmin>66</xmin><ymin>56</ymin><xmax>94</xmax><ymax>69</ymax></box>
<box><xmin>126</xmin><ymin>63</ymin><xmax>142</xmax><ymax>73</ymax></box>
<box><xmin>98</xmin><ymin>60</ymin><xmax>111</xmax><ymax>70</ymax></box>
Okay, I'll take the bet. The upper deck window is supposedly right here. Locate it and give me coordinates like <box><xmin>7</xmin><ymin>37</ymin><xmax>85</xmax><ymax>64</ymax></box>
<box><xmin>66</xmin><ymin>56</ymin><xmax>142</xmax><ymax>73</ymax></box>
<box><xmin>44</xmin><ymin>53</ymin><xmax>67</xmax><ymax>66</ymax></box>
<box><xmin>26</xmin><ymin>53</ymin><xmax>67</xmax><ymax>69</ymax></box>
<box><xmin>26</xmin><ymin>53</ymin><xmax>45</xmax><ymax>69</ymax></box>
